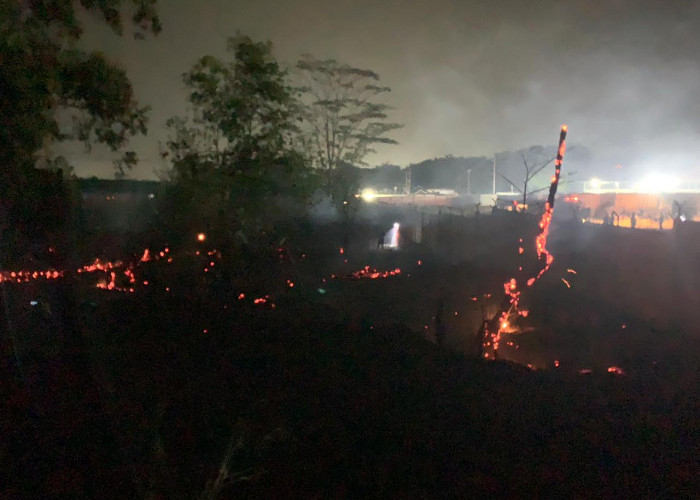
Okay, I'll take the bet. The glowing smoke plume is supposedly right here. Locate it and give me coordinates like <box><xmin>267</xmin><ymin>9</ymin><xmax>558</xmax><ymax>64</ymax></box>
<box><xmin>384</xmin><ymin>222</ymin><xmax>400</xmax><ymax>249</ymax></box>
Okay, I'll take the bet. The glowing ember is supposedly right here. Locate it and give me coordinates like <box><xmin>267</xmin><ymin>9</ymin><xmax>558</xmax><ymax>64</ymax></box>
<box><xmin>0</xmin><ymin>269</ymin><xmax>64</xmax><ymax>283</ymax></box>
<box><xmin>77</xmin><ymin>258</ymin><xmax>123</xmax><ymax>274</ymax></box>
<box><xmin>337</xmin><ymin>266</ymin><xmax>402</xmax><ymax>280</ymax></box>
<box><xmin>253</xmin><ymin>295</ymin><xmax>272</xmax><ymax>306</ymax></box>
<box><xmin>2</xmin><ymin>244</ymin><xmax>173</xmax><ymax>293</ymax></box>
<box><xmin>482</xmin><ymin>124</ymin><xmax>568</xmax><ymax>359</ymax></box>
<box><xmin>607</xmin><ymin>366</ymin><xmax>625</xmax><ymax>375</ymax></box>
<box><xmin>197</xmin><ymin>233</ymin><xmax>206</xmax><ymax>242</ymax></box>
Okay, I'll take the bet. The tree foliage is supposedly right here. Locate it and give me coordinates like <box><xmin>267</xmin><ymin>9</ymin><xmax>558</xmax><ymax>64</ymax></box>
<box><xmin>161</xmin><ymin>35</ymin><xmax>318</xmax><ymax>249</ymax></box>
<box><xmin>0</xmin><ymin>0</ymin><xmax>159</xmax><ymax>261</ymax></box>
<box><xmin>329</xmin><ymin>162</ymin><xmax>362</xmax><ymax>223</ymax></box>
<box><xmin>0</xmin><ymin>0</ymin><xmax>160</xmax><ymax>174</ymax></box>
<box><xmin>295</xmin><ymin>55</ymin><xmax>402</xmax><ymax>195</ymax></box>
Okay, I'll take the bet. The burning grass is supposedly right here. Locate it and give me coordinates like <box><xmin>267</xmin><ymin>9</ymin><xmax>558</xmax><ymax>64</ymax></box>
<box><xmin>3</xmin><ymin>213</ymin><xmax>698</xmax><ymax>498</ymax></box>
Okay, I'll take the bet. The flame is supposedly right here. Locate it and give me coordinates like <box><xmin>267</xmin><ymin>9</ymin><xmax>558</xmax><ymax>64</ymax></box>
<box><xmin>0</xmin><ymin>269</ymin><xmax>64</xmax><ymax>283</ymax></box>
<box><xmin>335</xmin><ymin>266</ymin><xmax>402</xmax><ymax>280</ymax></box>
<box><xmin>483</xmin><ymin>125</ymin><xmax>568</xmax><ymax>359</ymax></box>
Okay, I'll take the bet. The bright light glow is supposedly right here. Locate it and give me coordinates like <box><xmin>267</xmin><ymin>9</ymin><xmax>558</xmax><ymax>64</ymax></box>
<box><xmin>384</xmin><ymin>222</ymin><xmax>400</xmax><ymax>249</ymax></box>
<box><xmin>634</xmin><ymin>173</ymin><xmax>681</xmax><ymax>193</ymax></box>
<box><xmin>361</xmin><ymin>188</ymin><xmax>377</xmax><ymax>202</ymax></box>
<box><xmin>197</xmin><ymin>233</ymin><xmax>206</xmax><ymax>242</ymax></box>
<box><xmin>589</xmin><ymin>177</ymin><xmax>602</xmax><ymax>190</ymax></box>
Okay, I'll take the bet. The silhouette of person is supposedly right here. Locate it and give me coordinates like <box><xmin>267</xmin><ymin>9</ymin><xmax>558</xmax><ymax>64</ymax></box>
<box><xmin>659</xmin><ymin>213</ymin><xmax>665</xmax><ymax>230</ymax></box>
<box><xmin>611</xmin><ymin>210</ymin><xmax>619</xmax><ymax>226</ymax></box>
<box><xmin>630</xmin><ymin>212</ymin><xmax>636</xmax><ymax>229</ymax></box>
<box><xmin>603</xmin><ymin>212</ymin><xmax>610</xmax><ymax>226</ymax></box>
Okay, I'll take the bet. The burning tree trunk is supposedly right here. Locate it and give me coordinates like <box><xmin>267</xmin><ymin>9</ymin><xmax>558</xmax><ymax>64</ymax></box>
<box><xmin>480</xmin><ymin>125</ymin><xmax>568</xmax><ymax>359</ymax></box>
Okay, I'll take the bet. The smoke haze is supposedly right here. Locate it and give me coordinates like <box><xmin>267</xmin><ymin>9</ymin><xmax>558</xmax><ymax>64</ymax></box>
<box><xmin>62</xmin><ymin>0</ymin><xmax>700</xmax><ymax>181</ymax></box>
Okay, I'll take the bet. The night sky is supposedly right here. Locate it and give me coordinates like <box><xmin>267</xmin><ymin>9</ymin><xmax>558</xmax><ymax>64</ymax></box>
<box><xmin>64</xmin><ymin>0</ymin><xmax>700</xmax><ymax>181</ymax></box>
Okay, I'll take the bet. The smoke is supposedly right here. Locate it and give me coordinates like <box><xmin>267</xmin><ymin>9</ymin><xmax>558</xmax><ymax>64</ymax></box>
<box><xmin>60</xmin><ymin>0</ymin><xmax>700</xmax><ymax>179</ymax></box>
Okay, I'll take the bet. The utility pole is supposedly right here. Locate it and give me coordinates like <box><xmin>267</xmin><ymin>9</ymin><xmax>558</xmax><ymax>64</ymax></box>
<box><xmin>466</xmin><ymin>168</ymin><xmax>472</xmax><ymax>194</ymax></box>
<box><xmin>492</xmin><ymin>155</ymin><xmax>496</xmax><ymax>194</ymax></box>
<box><xmin>404</xmin><ymin>168</ymin><xmax>411</xmax><ymax>195</ymax></box>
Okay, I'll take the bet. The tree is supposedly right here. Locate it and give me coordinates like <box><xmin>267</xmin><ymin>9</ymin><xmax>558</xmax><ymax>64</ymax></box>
<box><xmin>161</xmin><ymin>35</ymin><xmax>318</xmax><ymax>249</ymax></box>
<box><xmin>1</xmin><ymin>1</ymin><xmax>160</xmax><ymax>174</ymax></box>
<box><xmin>0</xmin><ymin>0</ymin><xmax>160</xmax><ymax>261</ymax></box>
<box><xmin>330</xmin><ymin>162</ymin><xmax>361</xmax><ymax>220</ymax></box>
<box><xmin>497</xmin><ymin>146</ymin><xmax>579</xmax><ymax>210</ymax></box>
<box><xmin>497</xmin><ymin>146</ymin><xmax>554</xmax><ymax>209</ymax></box>
<box><xmin>295</xmin><ymin>55</ymin><xmax>402</xmax><ymax>199</ymax></box>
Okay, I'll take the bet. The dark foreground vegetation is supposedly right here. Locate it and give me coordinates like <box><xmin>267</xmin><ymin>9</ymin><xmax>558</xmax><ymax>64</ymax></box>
<box><xmin>2</xmin><ymin>215</ymin><xmax>698</xmax><ymax>499</ymax></box>
<box><xmin>1</xmin><ymin>3</ymin><xmax>697</xmax><ymax>498</ymax></box>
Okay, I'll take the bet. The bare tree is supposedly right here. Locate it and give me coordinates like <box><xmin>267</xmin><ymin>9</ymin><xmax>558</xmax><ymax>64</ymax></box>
<box><xmin>497</xmin><ymin>147</ymin><xmax>555</xmax><ymax>209</ymax></box>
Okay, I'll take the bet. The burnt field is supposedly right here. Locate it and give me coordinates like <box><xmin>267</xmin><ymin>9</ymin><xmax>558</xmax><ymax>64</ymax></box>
<box><xmin>1</xmin><ymin>212</ymin><xmax>699</xmax><ymax>498</ymax></box>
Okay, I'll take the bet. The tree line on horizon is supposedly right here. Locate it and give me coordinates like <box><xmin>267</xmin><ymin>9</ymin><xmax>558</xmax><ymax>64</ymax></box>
<box><xmin>351</xmin><ymin>142</ymin><xmax>591</xmax><ymax>198</ymax></box>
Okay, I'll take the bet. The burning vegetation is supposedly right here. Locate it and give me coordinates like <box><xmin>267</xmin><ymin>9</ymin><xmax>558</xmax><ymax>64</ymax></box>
<box><xmin>480</xmin><ymin>125</ymin><xmax>568</xmax><ymax>360</ymax></box>
<box><xmin>2</xmin><ymin>8</ymin><xmax>697</xmax><ymax>489</ymax></box>
<box><xmin>3</xmin><ymin>134</ymin><xmax>699</xmax><ymax>499</ymax></box>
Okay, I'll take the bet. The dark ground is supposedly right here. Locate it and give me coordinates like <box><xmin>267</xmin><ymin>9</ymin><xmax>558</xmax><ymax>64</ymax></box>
<box><xmin>1</xmin><ymin>212</ymin><xmax>698</xmax><ymax>498</ymax></box>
